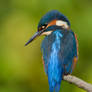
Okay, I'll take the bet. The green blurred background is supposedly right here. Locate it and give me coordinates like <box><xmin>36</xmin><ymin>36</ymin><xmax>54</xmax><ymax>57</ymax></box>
<box><xmin>0</xmin><ymin>0</ymin><xmax>92</xmax><ymax>92</ymax></box>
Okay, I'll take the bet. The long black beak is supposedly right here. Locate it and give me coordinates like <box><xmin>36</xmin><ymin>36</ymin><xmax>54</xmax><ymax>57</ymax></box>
<box><xmin>25</xmin><ymin>30</ymin><xmax>44</xmax><ymax>46</ymax></box>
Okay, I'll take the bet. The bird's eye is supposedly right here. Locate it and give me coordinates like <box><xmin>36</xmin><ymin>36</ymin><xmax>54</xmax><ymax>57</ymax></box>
<box><xmin>38</xmin><ymin>24</ymin><xmax>47</xmax><ymax>31</ymax></box>
<box><xmin>42</xmin><ymin>25</ymin><xmax>46</xmax><ymax>29</ymax></box>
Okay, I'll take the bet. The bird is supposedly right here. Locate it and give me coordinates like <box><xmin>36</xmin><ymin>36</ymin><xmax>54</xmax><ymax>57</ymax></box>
<box><xmin>25</xmin><ymin>10</ymin><xmax>78</xmax><ymax>92</ymax></box>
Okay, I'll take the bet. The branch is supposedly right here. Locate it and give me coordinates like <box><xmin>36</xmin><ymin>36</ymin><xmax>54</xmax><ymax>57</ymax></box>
<box><xmin>63</xmin><ymin>75</ymin><xmax>92</xmax><ymax>92</ymax></box>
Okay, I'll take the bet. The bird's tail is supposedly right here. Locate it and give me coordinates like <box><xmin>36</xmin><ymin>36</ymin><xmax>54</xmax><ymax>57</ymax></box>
<box><xmin>49</xmin><ymin>82</ymin><xmax>61</xmax><ymax>92</ymax></box>
<box><xmin>55</xmin><ymin>82</ymin><xmax>61</xmax><ymax>92</ymax></box>
<box><xmin>48</xmin><ymin>67</ymin><xmax>63</xmax><ymax>92</ymax></box>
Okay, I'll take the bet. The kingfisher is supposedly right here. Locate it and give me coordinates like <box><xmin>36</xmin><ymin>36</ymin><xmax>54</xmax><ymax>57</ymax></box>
<box><xmin>25</xmin><ymin>10</ymin><xmax>78</xmax><ymax>92</ymax></box>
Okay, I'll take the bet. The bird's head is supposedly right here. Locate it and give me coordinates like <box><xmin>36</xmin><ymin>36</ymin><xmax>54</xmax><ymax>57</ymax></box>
<box><xmin>25</xmin><ymin>10</ymin><xmax>70</xmax><ymax>46</ymax></box>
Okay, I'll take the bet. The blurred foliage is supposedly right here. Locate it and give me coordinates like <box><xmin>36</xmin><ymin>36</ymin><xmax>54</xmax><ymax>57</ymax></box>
<box><xmin>0</xmin><ymin>0</ymin><xmax>92</xmax><ymax>92</ymax></box>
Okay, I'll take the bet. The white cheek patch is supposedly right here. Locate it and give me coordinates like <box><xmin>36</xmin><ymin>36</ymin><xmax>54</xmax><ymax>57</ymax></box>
<box><xmin>56</xmin><ymin>20</ymin><xmax>69</xmax><ymax>29</ymax></box>
<box><xmin>42</xmin><ymin>31</ymin><xmax>52</xmax><ymax>36</ymax></box>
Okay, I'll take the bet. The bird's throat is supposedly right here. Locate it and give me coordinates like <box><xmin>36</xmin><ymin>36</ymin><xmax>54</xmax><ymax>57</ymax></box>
<box><xmin>41</xmin><ymin>31</ymin><xmax>53</xmax><ymax>36</ymax></box>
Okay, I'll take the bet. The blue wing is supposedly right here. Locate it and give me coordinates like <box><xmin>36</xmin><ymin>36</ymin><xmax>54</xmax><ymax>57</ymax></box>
<box><xmin>59</xmin><ymin>30</ymin><xmax>78</xmax><ymax>74</ymax></box>
<box><xmin>41</xmin><ymin>34</ymin><xmax>53</xmax><ymax>74</ymax></box>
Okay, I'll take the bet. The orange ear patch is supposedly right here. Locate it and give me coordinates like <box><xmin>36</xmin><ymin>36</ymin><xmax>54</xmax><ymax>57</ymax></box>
<box><xmin>47</xmin><ymin>19</ymin><xmax>56</xmax><ymax>27</ymax></box>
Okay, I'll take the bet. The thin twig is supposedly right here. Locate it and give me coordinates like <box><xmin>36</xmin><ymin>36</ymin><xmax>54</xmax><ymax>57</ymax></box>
<box><xmin>63</xmin><ymin>75</ymin><xmax>92</xmax><ymax>92</ymax></box>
